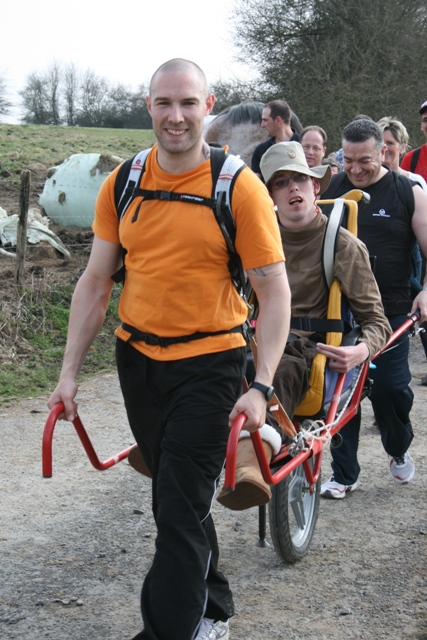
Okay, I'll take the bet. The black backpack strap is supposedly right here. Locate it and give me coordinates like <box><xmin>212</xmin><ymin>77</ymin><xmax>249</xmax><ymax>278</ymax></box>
<box><xmin>115</xmin><ymin>149</ymin><xmax>152</xmax><ymax>221</ymax></box>
<box><xmin>394</xmin><ymin>171</ymin><xmax>415</xmax><ymax>220</ymax></box>
<box><xmin>321</xmin><ymin>199</ymin><xmax>347</xmax><ymax>290</ymax></box>
<box><xmin>410</xmin><ymin>147</ymin><xmax>422</xmax><ymax>173</ymax></box>
<box><xmin>210</xmin><ymin>148</ymin><xmax>247</xmax><ymax>298</ymax></box>
<box><xmin>111</xmin><ymin>146</ymin><xmax>248</xmax><ymax>305</ymax></box>
<box><xmin>120</xmin><ymin>322</ymin><xmax>245</xmax><ymax>347</ymax></box>
<box><xmin>114</xmin><ymin>157</ymin><xmax>133</xmax><ymax>216</ymax></box>
<box><xmin>290</xmin><ymin>317</ymin><xmax>346</xmax><ymax>333</ymax></box>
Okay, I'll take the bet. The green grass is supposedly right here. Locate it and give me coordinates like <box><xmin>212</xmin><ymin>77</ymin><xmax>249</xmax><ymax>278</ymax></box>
<box><xmin>0</xmin><ymin>123</ymin><xmax>157</xmax><ymax>404</ymax></box>
<box><xmin>0</xmin><ymin>282</ymin><xmax>122</xmax><ymax>405</ymax></box>
<box><xmin>0</xmin><ymin>123</ymin><xmax>156</xmax><ymax>180</ymax></box>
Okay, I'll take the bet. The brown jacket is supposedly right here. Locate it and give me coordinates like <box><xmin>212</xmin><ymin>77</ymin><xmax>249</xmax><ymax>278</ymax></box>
<box><xmin>280</xmin><ymin>212</ymin><xmax>392</xmax><ymax>359</ymax></box>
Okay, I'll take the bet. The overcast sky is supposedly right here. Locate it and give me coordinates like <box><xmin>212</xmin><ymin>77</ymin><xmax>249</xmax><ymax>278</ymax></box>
<box><xmin>2</xmin><ymin>0</ymin><xmax>253</xmax><ymax>122</ymax></box>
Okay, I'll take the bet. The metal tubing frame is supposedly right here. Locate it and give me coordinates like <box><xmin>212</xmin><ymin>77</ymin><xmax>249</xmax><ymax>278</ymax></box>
<box><xmin>42</xmin><ymin>402</ymin><xmax>133</xmax><ymax>478</ymax></box>
<box><xmin>42</xmin><ymin>313</ymin><xmax>419</xmax><ymax>481</ymax></box>
<box><xmin>222</xmin><ymin>312</ymin><xmax>419</xmax><ymax>494</ymax></box>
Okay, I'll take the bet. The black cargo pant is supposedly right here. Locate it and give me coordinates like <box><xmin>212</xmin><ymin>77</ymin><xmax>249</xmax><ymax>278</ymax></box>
<box><xmin>116</xmin><ymin>339</ymin><xmax>246</xmax><ymax>640</ymax></box>
<box><xmin>331</xmin><ymin>315</ymin><xmax>414</xmax><ymax>485</ymax></box>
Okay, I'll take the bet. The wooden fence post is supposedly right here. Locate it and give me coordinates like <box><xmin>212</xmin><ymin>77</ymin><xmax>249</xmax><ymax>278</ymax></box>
<box><xmin>14</xmin><ymin>170</ymin><xmax>31</xmax><ymax>287</ymax></box>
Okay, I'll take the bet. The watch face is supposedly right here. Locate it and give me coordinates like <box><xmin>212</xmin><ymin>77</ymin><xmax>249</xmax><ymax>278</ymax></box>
<box><xmin>252</xmin><ymin>382</ymin><xmax>275</xmax><ymax>401</ymax></box>
<box><xmin>265</xmin><ymin>387</ymin><xmax>275</xmax><ymax>401</ymax></box>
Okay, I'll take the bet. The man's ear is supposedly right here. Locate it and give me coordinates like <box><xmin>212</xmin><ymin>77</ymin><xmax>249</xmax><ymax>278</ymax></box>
<box><xmin>206</xmin><ymin>93</ymin><xmax>215</xmax><ymax>115</ymax></box>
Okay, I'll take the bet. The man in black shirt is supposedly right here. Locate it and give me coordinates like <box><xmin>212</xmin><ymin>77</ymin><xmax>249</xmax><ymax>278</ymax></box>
<box><xmin>251</xmin><ymin>100</ymin><xmax>301</xmax><ymax>178</ymax></box>
<box><xmin>320</xmin><ymin>119</ymin><xmax>427</xmax><ymax>497</ymax></box>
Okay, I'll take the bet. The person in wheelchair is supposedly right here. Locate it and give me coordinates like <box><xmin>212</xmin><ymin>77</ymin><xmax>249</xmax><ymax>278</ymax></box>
<box><xmin>216</xmin><ymin>141</ymin><xmax>392</xmax><ymax>510</ymax></box>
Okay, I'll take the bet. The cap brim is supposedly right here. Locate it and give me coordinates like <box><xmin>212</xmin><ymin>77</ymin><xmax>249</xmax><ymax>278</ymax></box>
<box><xmin>267</xmin><ymin>163</ymin><xmax>332</xmax><ymax>194</ymax></box>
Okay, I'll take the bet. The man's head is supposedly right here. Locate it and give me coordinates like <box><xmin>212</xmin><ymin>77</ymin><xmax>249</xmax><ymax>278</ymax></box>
<box><xmin>321</xmin><ymin>155</ymin><xmax>342</xmax><ymax>175</ymax></box>
<box><xmin>420</xmin><ymin>100</ymin><xmax>427</xmax><ymax>141</ymax></box>
<box><xmin>261</xmin><ymin>100</ymin><xmax>291</xmax><ymax>137</ymax></box>
<box><xmin>260</xmin><ymin>141</ymin><xmax>331</xmax><ymax>230</ymax></box>
<box><xmin>149</xmin><ymin>58</ymin><xmax>209</xmax><ymax>97</ymax></box>
<box><xmin>342</xmin><ymin>119</ymin><xmax>386</xmax><ymax>188</ymax></box>
<box><xmin>146</xmin><ymin>58</ymin><xmax>214</xmax><ymax>162</ymax></box>
<box><xmin>301</xmin><ymin>125</ymin><xmax>327</xmax><ymax>167</ymax></box>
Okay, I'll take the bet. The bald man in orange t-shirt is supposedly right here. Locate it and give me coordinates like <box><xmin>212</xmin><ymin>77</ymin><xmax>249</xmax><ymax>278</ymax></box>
<box><xmin>48</xmin><ymin>59</ymin><xmax>291</xmax><ymax>640</ymax></box>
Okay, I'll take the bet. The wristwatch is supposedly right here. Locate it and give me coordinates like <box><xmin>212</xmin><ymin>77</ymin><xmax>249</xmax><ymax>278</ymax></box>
<box><xmin>249</xmin><ymin>381</ymin><xmax>275</xmax><ymax>402</ymax></box>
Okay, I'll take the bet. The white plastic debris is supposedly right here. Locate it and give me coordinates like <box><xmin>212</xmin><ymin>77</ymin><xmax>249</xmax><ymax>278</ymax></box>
<box><xmin>0</xmin><ymin>207</ymin><xmax>70</xmax><ymax>259</ymax></box>
<box><xmin>39</xmin><ymin>153</ymin><xmax>123</xmax><ymax>228</ymax></box>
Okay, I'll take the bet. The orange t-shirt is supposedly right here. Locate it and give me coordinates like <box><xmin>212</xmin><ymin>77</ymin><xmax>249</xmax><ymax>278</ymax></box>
<box><xmin>93</xmin><ymin>146</ymin><xmax>284</xmax><ymax>360</ymax></box>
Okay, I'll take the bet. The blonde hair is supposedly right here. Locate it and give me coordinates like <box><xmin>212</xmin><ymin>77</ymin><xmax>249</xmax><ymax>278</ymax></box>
<box><xmin>377</xmin><ymin>116</ymin><xmax>410</xmax><ymax>150</ymax></box>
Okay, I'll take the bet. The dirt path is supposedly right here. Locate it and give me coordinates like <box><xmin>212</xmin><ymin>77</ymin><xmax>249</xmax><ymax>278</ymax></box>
<box><xmin>1</xmin><ymin>338</ymin><xmax>427</xmax><ymax>640</ymax></box>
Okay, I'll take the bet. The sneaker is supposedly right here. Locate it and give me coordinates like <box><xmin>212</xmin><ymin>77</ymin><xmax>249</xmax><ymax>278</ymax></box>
<box><xmin>320</xmin><ymin>475</ymin><xmax>358</xmax><ymax>499</ymax></box>
<box><xmin>421</xmin><ymin>374</ymin><xmax>427</xmax><ymax>386</ymax></box>
<box><xmin>388</xmin><ymin>452</ymin><xmax>415</xmax><ymax>483</ymax></box>
<box><xmin>195</xmin><ymin>618</ymin><xmax>229</xmax><ymax>640</ymax></box>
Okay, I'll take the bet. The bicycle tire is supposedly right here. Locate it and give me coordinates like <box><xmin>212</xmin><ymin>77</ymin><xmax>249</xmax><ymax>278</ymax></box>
<box><xmin>269</xmin><ymin>458</ymin><xmax>321</xmax><ymax>563</ymax></box>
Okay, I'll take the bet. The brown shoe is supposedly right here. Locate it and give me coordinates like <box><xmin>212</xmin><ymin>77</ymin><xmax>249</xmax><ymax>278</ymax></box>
<box><xmin>128</xmin><ymin>445</ymin><xmax>152</xmax><ymax>478</ymax></box>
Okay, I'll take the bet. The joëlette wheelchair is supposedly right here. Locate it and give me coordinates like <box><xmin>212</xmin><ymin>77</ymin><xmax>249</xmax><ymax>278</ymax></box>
<box><xmin>42</xmin><ymin>190</ymin><xmax>420</xmax><ymax>564</ymax></box>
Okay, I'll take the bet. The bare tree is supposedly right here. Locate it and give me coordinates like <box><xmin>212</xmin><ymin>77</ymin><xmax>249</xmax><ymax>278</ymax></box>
<box><xmin>63</xmin><ymin>63</ymin><xmax>80</xmax><ymax>126</ymax></box>
<box><xmin>78</xmin><ymin>70</ymin><xmax>111</xmax><ymax>127</ymax></box>
<box><xmin>45</xmin><ymin>61</ymin><xmax>62</xmax><ymax>125</ymax></box>
<box><xmin>0</xmin><ymin>72</ymin><xmax>12</xmax><ymax>117</ymax></box>
<box><xmin>20</xmin><ymin>63</ymin><xmax>63</xmax><ymax>125</ymax></box>
<box><xmin>18</xmin><ymin>64</ymin><xmax>153</xmax><ymax>129</ymax></box>
<box><xmin>20</xmin><ymin>71</ymin><xmax>51</xmax><ymax>124</ymax></box>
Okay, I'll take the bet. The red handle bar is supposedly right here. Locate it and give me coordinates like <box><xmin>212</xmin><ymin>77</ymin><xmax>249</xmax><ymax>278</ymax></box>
<box><xmin>42</xmin><ymin>402</ymin><xmax>133</xmax><ymax>478</ymax></box>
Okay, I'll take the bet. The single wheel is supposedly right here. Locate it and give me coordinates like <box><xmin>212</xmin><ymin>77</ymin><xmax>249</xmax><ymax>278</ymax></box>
<box><xmin>268</xmin><ymin>457</ymin><xmax>321</xmax><ymax>563</ymax></box>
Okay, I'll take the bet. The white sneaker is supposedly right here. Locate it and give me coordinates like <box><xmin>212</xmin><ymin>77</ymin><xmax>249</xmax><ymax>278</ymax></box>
<box><xmin>320</xmin><ymin>475</ymin><xmax>358</xmax><ymax>499</ymax></box>
<box><xmin>388</xmin><ymin>452</ymin><xmax>415</xmax><ymax>483</ymax></box>
<box><xmin>196</xmin><ymin>617</ymin><xmax>229</xmax><ymax>640</ymax></box>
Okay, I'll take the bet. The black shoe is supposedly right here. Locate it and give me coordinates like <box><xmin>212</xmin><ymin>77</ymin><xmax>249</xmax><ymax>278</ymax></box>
<box><xmin>421</xmin><ymin>374</ymin><xmax>427</xmax><ymax>386</ymax></box>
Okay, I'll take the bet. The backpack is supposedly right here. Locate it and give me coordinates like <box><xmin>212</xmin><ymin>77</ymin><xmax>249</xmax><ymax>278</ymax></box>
<box><xmin>289</xmin><ymin>198</ymin><xmax>356</xmax><ymax>336</ymax></box>
<box><xmin>112</xmin><ymin>146</ymin><xmax>246</xmax><ymax>294</ymax></box>
<box><xmin>111</xmin><ymin>146</ymin><xmax>252</xmax><ymax>348</ymax></box>
<box><xmin>410</xmin><ymin>147</ymin><xmax>422</xmax><ymax>174</ymax></box>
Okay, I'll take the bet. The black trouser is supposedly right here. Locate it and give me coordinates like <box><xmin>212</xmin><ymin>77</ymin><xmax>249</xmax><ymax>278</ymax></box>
<box><xmin>116</xmin><ymin>340</ymin><xmax>246</xmax><ymax>640</ymax></box>
<box><xmin>331</xmin><ymin>315</ymin><xmax>414</xmax><ymax>485</ymax></box>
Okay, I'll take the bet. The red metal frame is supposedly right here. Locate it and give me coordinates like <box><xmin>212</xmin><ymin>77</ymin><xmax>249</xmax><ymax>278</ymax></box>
<box><xmin>42</xmin><ymin>402</ymin><xmax>133</xmax><ymax>478</ymax></box>
<box><xmin>222</xmin><ymin>312</ymin><xmax>419</xmax><ymax>493</ymax></box>
<box><xmin>42</xmin><ymin>313</ymin><xmax>419</xmax><ymax>481</ymax></box>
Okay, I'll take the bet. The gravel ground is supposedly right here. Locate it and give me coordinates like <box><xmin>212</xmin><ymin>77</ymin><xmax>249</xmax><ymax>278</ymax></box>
<box><xmin>1</xmin><ymin>337</ymin><xmax>427</xmax><ymax>640</ymax></box>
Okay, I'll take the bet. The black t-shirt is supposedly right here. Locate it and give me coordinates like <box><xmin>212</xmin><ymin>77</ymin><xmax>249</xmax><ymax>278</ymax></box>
<box><xmin>251</xmin><ymin>130</ymin><xmax>301</xmax><ymax>176</ymax></box>
<box><xmin>322</xmin><ymin>169</ymin><xmax>415</xmax><ymax>306</ymax></box>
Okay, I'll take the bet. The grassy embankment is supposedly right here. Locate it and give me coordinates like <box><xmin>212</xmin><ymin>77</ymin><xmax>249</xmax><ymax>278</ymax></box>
<box><xmin>0</xmin><ymin>124</ymin><xmax>156</xmax><ymax>405</ymax></box>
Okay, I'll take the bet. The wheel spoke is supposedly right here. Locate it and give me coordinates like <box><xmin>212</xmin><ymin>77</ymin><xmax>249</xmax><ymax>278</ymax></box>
<box><xmin>269</xmin><ymin>456</ymin><xmax>321</xmax><ymax>563</ymax></box>
<box><xmin>289</xmin><ymin>473</ymin><xmax>306</xmax><ymax>530</ymax></box>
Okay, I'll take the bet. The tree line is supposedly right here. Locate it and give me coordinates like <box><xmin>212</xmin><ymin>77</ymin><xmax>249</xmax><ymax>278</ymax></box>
<box><xmin>15</xmin><ymin>62</ymin><xmax>154</xmax><ymax>129</ymax></box>
<box><xmin>1</xmin><ymin>0</ymin><xmax>427</xmax><ymax>147</ymax></box>
<box><xmin>230</xmin><ymin>0</ymin><xmax>427</xmax><ymax>149</ymax></box>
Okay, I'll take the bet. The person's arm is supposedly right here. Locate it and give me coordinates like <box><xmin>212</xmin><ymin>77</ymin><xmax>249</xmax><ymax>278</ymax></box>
<box><xmin>228</xmin><ymin>261</ymin><xmax>291</xmax><ymax>432</ymax></box>
<box><xmin>47</xmin><ymin>237</ymin><xmax>123</xmax><ymax>421</ymax></box>
<box><xmin>316</xmin><ymin>342</ymin><xmax>369</xmax><ymax>372</ymax></box>
<box><xmin>250</xmin><ymin>144</ymin><xmax>263</xmax><ymax>179</ymax></box>
<box><xmin>410</xmin><ymin>185</ymin><xmax>427</xmax><ymax>323</ymax></box>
